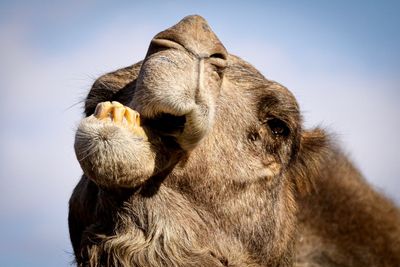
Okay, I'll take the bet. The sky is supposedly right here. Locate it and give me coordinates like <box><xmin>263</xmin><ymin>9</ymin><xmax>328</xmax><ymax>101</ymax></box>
<box><xmin>0</xmin><ymin>1</ymin><xmax>399</xmax><ymax>266</ymax></box>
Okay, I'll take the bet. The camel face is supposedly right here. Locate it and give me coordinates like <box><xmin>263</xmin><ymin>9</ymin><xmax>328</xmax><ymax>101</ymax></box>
<box><xmin>70</xmin><ymin>15</ymin><xmax>400</xmax><ymax>267</ymax></box>
<box><xmin>75</xmin><ymin>15</ymin><xmax>302</xmax><ymax>190</ymax></box>
<box><xmin>72</xmin><ymin>15</ymin><xmax>311</xmax><ymax>266</ymax></box>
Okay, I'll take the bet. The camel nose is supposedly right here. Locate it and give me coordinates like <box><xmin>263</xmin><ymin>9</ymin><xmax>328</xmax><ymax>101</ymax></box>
<box><xmin>147</xmin><ymin>15</ymin><xmax>227</xmax><ymax>60</ymax></box>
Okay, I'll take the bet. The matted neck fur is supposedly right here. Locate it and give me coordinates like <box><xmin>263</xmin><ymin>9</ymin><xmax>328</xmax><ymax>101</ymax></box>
<box><xmin>70</xmin><ymin>15</ymin><xmax>400</xmax><ymax>266</ymax></box>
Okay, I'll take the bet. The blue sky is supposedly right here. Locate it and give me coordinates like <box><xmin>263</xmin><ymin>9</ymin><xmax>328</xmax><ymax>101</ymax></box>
<box><xmin>0</xmin><ymin>1</ymin><xmax>399</xmax><ymax>266</ymax></box>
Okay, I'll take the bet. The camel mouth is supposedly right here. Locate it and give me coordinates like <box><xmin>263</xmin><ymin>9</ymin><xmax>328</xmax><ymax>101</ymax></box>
<box><xmin>142</xmin><ymin>113</ymin><xmax>187</xmax><ymax>138</ymax></box>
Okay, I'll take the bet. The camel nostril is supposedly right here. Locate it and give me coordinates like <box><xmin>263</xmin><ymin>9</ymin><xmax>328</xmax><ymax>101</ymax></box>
<box><xmin>147</xmin><ymin>38</ymin><xmax>185</xmax><ymax>56</ymax></box>
<box><xmin>150</xmin><ymin>15</ymin><xmax>228</xmax><ymax>63</ymax></box>
<box><xmin>210</xmin><ymin>53</ymin><xmax>226</xmax><ymax>60</ymax></box>
<box><xmin>151</xmin><ymin>38</ymin><xmax>184</xmax><ymax>50</ymax></box>
<box><xmin>208</xmin><ymin>56</ymin><xmax>227</xmax><ymax>70</ymax></box>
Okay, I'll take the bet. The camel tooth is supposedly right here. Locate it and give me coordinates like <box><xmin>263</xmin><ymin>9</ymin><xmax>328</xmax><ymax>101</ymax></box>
<box><xmin>94</xmin><ymin>101</ymin><xmax>112</xmax><ymax>120</ymax></box>
<box><xmin>111</xmin><ymin>101</ymin><xmax>124</xmax><ymax>107</ymax></box>
<box><xmin>125</xmin><ymin>107</ymin><xmax>139</xmax><ymax>126</ymax></box>
<box><xmin>112</xmin><ymin>106</ymin><xmax>125</xmax><ymax>124</ymax></box>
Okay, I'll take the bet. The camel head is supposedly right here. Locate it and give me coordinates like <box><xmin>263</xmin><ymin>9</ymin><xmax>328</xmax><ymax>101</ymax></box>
<box><xmin>71</xmin><ymin>15</ymin><xmax>334</xmax><ymax>266</ymax></box>
<box><xmin>70</xmin><ymin>16</ymin><xmax>400</xmax><ymax>267</ymax></box>
<box><xmin>75</xmin><ymin>15</ymin><xmax>319</xmax><ymax>195</ymax></box>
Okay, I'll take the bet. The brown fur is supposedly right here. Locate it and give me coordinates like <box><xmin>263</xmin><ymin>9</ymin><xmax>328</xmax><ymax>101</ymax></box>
<box><xmin>69</xmin><ymin>15</ymin><xmax>400</xmax><ymax>266</ymax></box>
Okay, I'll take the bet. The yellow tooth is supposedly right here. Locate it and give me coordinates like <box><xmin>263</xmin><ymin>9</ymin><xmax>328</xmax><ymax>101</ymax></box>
<box><xmin>94</xmin><ymin>101</ymin><xmax>147</xmax><ymax>140</ymax></box>
<box><xmin>112</xmin><ymin>106</ymin><xmax>125</xmax><ymax>124</ymax></box>
<box><xmin>135</xmin><ymin>113</ymin><xmax>141</xmax><ymax>126</ymax></box>
<box><xmin>94</xmin><ymin>101</ymin><xmax>112</xmax><ymax>120</ymax></box>
<box><xmin>111</xmin><ymin>101</ymin><xmax>124</xmax><ymax>107</ymax></box>
<box><xmin>124</xmin><ymin>107</ymin><xmax>136</xmax><ymax>126</ymax></box>
<box><xmin>125</xmin><ymin>107</ymin><xmax>147</xmax><ymax>139</ymax></box>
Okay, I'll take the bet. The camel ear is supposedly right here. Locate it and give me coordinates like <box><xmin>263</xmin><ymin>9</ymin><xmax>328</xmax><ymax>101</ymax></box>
<box><xmin>290</xmin><ymin>128</ymin><xmax>331</xmax><ymax>195</ymax></box>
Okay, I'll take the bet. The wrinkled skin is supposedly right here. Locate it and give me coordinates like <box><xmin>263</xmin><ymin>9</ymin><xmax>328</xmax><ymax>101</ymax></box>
<box><xmin>70</xmin><ymin>15</ymin><xmax>400</xmax><ymax>266</ymax></box>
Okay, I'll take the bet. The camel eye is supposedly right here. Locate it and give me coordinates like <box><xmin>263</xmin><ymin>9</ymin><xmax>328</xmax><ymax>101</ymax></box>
<box><xmin>267</xmin><ymin>118</ymin><xmax>289</xmax><ymax>137</ymax></box>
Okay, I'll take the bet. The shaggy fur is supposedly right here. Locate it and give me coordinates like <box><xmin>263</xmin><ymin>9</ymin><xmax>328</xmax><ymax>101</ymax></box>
<box><xmin>69</xmin><ymin>15</ymin><xmax>400</xmax><ymax>266</ymax></box>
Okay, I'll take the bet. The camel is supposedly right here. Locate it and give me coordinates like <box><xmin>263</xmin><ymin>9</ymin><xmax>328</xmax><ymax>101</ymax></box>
<box><xmin>69</xmin><ymin>15</ymin><xmax>400</xmax><ymax>266</ymax></box>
